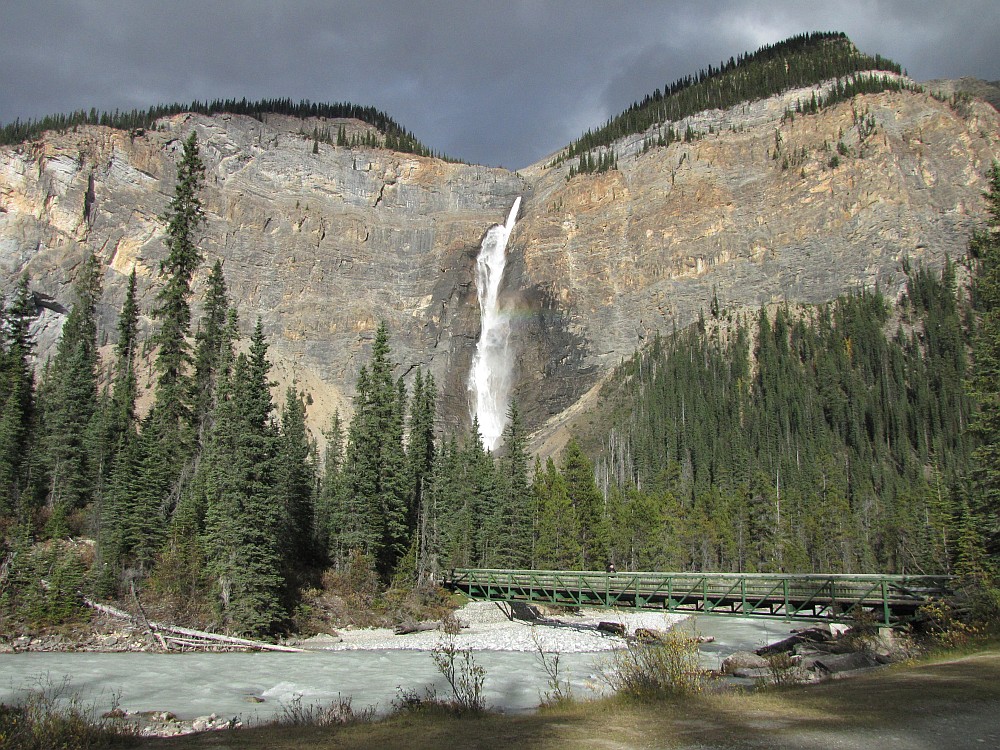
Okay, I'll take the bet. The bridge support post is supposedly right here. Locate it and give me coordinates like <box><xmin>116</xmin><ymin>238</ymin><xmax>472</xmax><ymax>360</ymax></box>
<box><xmin>881</xmin><ymin>579</ymin><xmax>890</xmax><ymax>627</ymax></box>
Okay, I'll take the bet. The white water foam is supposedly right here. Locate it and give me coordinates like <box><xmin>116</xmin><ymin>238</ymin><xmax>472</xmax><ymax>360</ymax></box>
<box><xmin>468</xmin><ymin>197</ymin><xmax>521</xmax><ymax>451</ymax></box>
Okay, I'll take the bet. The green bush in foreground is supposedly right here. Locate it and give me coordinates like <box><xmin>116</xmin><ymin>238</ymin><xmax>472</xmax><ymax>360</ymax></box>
<box><xmin>600</xmin><ymin>625</ymin><xmax>707</xmax><ymax>700</ymax></box>
<box><xmin>0</xmin><ymin>677</ymin><xmax>135</xmax><ymax>750</ymax></box>
<box><xmin>431</xmin><ymin>636</ymin><xmax>487</xmax><ymax>713</ymax></box>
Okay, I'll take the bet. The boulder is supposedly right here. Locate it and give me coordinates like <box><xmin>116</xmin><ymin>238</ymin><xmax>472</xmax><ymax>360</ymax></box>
<box><xmin>597</xmin><ymin>621</ymin><xmax>627</xmax><ymax>636</ymax></box>
<box><xmin>812</xmin><ymin>651</ymin><xmax>881</xmax><ymax>675</ymax></box>
<box><xmin>721</xmin><ymin>651</ymin><xmax>769</xmax><ymax>674</ymax></box>
<box><xmin>732</xmin><ymin>667</ymin><xmax>773</xmax><ymax>680</ymax></box>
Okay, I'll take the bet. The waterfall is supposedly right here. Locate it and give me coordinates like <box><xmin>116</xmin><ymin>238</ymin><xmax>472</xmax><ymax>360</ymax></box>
<box><xmin>469</xmin><ymin>197</ymin><xmax>521</xmax><ymax>451</ymax></box>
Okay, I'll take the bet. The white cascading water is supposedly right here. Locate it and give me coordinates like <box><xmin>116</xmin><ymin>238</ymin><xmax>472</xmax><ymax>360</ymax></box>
<box><xmin>469</xmin><ymin>197</ymin><xmax>521</xmax><ymax>451</ymax></box>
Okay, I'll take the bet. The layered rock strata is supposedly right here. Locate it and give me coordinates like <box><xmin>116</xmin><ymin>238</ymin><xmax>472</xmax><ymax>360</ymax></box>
<box><xmin>1</xmin><ymin>84</ymin><xmax>998</xmax><ymax>445</ymax></box>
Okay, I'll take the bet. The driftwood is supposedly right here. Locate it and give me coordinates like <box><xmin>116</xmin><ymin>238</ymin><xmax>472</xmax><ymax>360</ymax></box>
<box><xmin>151</xmin><ymin>623</ymin><xmax>304</xmax><ymax>652</ymax></box>
<box><xmin>394</xmin><ymin>620</ymin><xmax>440</xmax><ymax>635</ymax></box>
<box><xmin>81</xmin><ymin>596</ymin><xmax>305</xmax><ymax>653</ymax></box>
<box><xmin>131</xmin><ymin>583</ymin><xmax>168</xmax><ymax>650</ymax></box>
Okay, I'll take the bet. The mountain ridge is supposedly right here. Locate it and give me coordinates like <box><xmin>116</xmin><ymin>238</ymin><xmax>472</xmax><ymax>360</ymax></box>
<box><xmin>2</xmin><ymin>39</ymin><xmax>999</xmax><ymax>452</ymax></box>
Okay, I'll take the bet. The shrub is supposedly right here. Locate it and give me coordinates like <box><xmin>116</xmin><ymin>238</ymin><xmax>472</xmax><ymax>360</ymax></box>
<box><xmin>275</xmin><ymin>693</ymin><xmax>375</xmax><ymax>727</ymax></box>
<box><xmin>532</xmin><ymin>626</ymin><xmax>573</xmax><ymax>707</ymax></box>
<box><xmin>0</xmin><ymin>540</ymin><xmax>88</xmax><ymax>630</ymax></box>
<box><xmin>391</xmin><ymin>685</ymin><xmax>441</xmax><ymax>714</ymax></box>
<box><xmin>763</xmin><ymin>651</ymin><xmax>799</xmax><ymax>686</ymax></box>
<box><xmin>0</xmin><ymin>676</ymin><xmax>135</xmax><ymax>749</ymax></box>
<box><xmin>431</xmin><ymin>636</ymin><xmax>487</xmax><ymax>713</ymax></box>
<box><xmin>917</xmin><ymin>599</ymin><xmax>983</xmax><ymax>649</ymax></box>
<box><xmin>600</xmin><ymin>623</ymin><xmax>706</xmax><ymax>699</ymax></box>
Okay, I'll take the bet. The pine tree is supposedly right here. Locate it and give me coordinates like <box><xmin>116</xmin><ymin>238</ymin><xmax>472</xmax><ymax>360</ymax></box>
<box><xmin>277</xmin><ymin>386</ymin><xmax>316</xmax><ymax>569</ymax></box>
<box><xmin>191</xmin><ymin>259</ymin><xmax>229</xmax><ymax>441</ymax></box>
<box><xmin>969</xmin><ymin>162</ymin><xmax>1000</xmax><ymax>558</ymax></box>
<box><xmin>149</xmin><ymin>130</ymin><xmax>206</xmax><ymax>457</ymax></box>
<box><xmin>202</xmin><ymin>319</ymin><xmax>285</xmax><ymax>636</ymax></box>
<box><xmin>42</xmin><ymin>253</ymin><xmax>102</xmax><ymax>535</ymax></box>
<box><xmin>0</xmin><ymin>276</ymin><xmax>37</xmax><ymax>516</ymax></box>
<box><xmin>562</xmin><ymin>437</ymin><xmax>609</xmax><ymax>569</ymax></box>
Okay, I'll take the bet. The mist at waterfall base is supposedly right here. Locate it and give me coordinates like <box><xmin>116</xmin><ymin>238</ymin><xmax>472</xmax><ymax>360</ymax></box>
<box><xmin>469</xmin><ymin>197</ymin><xmax>521</xmax><ymax>452</ymax></box>
<box><xmin>0</xmin><ymin>618</ymin><xmax>785</xmax><ymax>721</ymax></box>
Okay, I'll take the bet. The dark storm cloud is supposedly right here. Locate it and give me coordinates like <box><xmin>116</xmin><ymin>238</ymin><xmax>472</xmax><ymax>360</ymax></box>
<box><xmin>2</xmin><ymin>1</ymin><xmax>998</xmax><ymax>169</ymax></box>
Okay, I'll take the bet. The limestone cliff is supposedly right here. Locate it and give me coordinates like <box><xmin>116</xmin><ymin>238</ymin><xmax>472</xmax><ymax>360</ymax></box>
<box><xmin>1</xmin><ymin>82</ymin><xmax>999</xmax><ymax>447</ymax></box>
<box><xmin>512</xmin><ymin>83</ymin><xmax>1000</xmax><ymax>448</ymax></box>
<box><xmin>0</xmin><ymin>112</ymin><xmax>524</xmax><ymax>432</ymax></box>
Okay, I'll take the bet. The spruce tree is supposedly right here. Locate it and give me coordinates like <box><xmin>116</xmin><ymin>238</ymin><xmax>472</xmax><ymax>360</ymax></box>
<box><xmin>203</xmin><ymin>319</ymin><xmax>285</xmax><ymax>636</ymax></box>
<box><xmin>107</xmin><ymin>268</ymin><xmax>140</xmax><ymax>453</ymax></box>
<box><xmin>0</xmin><ymin>276</ymin><xmax>37</xmax><ymax>517</ymax></box>
<box><xmin>489</xmin><ymin>401</ymin><xmax>533</xmax><ymax>568</ymax></box>
<box><xmin>192</xmin><ymin>259</ymin><xmax>229</xmax><ymax>441</ymax></box>
<box><xmin>532</xmin><ymin>457</ymin><xmax>581</xmax><ymax>569</ymax></box>
<box><xmin>407</xmin><ymin>368</ymin><xmax>437</xmax><ymax>573</ymax></box>
<box><xmin>316</xmin><ymin>410</ymin><xmax>346</xmax><ymax>564</ymax></box>
<box><xmin>42</xmin><ymin>253</ymin><xmax>102</xmax><ymax>535</ymax></box>
<box><xmin>97</xmin><ymin>269</ymin><xmax>143</xmax><ymax>583</ymax></box>
<box><xmin>339</xmin><ymin>322</ymin><xmax>410</xmax><ymax>580</ymax></box>
<box><xmin>149</xmin><ymin>130</ymin><xmax>206</xmax><ymax>457</ymax></box>
<box><xmin>277</xmin><ymin>386</ymin><xmax>316</xmax><ymax>569</ymax></box>
<box><xmin>562</xmin><ymin>437</ymin><xmax>609</xmax><ymax>569</ymax></box>
<box><xmin>969</xmin><ymin>163</ymin><xmax>1000</xmax><ymax>557</ymax></box>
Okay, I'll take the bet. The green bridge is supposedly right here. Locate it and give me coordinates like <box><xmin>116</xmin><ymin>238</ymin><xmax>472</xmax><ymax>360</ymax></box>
<box><xmin>443</xmin><ymin>568</ymin><xmax>953</xmax><ymax>626</ymax></box>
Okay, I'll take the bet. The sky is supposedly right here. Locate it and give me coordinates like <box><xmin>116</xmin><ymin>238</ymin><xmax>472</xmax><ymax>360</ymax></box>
<box><xmin>3</xmin><ymin>1</ymin><xmax>999</xmax><ymax>169</ymax></box>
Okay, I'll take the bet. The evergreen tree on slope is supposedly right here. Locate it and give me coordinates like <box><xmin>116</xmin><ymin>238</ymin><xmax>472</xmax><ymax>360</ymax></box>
<box><xmin>203</xmin><ymin>320</ymin><xmax>285</xmax><ymax>636</ymax></box>
<box><xmin>42</xmin><ymin>253</ymin><xmax>102</xmax><ymax>535</ymax></box>
<box><xmin>148</xmin><ymin>131</ymin><xmax>206</xmax><ymax>483</ymax></box>
<box><xmin>0</xmin><ymin>276</ymin><xmax>37</xmax><ymax>517</ymax></box>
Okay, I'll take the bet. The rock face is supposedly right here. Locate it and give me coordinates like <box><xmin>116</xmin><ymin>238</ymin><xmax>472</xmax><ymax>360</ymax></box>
<box><xmin>511</xmin><ymin>83</ymin><xmax>1000</xmax><ymax>443</ymax></box>
<box><xmin>2</xmin><ymin>83</ymin><xmax>999</xmax><ymax>445</ymax></box>
<box><xmin>0</xmin><ymin>112</ymin><xmax>524</xmax><ymax>432</ymax></box>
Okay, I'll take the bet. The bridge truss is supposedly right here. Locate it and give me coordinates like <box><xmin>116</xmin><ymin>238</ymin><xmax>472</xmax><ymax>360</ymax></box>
<box><xmin>444</xmin><ymin>569</ymin><xmax>952</xmax><ymax>626</ymax></box>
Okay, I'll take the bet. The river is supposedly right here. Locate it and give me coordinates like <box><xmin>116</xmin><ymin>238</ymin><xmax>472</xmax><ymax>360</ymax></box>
<box><xmin>0</xmin><ymin>616</ymin><xmax>791</xmax><ymax>722</ymax></box>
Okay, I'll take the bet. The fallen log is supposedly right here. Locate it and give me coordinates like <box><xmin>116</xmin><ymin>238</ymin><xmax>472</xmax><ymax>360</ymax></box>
<box><xmin>131</xmin><ymin>584</ymin><xmax>168</xmax><ymax>650</ymax></box>
<box><xmin>81</xmin><ymin>596</ymin><xmax>305</xmax><ymax>653</ymax></box>
<box><xmin>394</xmin><ymin>621</ymin><xmax>440</xmax><ymax>635</ymax></box>
<box><xmin>84</xmin><ymin>598</ymin><xmax>134</xmax><ymax>621</ymax></box>
<box><xmin>150</xmin><ymin>623</ymin><xmax>305</xmax><ymax>653</ymax></box>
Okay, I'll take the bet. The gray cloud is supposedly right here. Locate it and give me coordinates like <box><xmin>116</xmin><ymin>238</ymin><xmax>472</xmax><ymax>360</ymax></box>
<box><xmin>2</xmin><ymin>1</ymin><xmax>998</xmax><ymax>168</ymax></box>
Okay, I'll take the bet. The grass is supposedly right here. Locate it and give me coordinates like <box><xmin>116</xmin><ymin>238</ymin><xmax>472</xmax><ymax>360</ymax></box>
<box><xmin>127</xmin><ymin>647</ymin><xmax>1000</xmax><ymax>750</ymax></box>
<box><xmin>0</xmin><ymin>676</ymin><xmax>137</xmax><ymax>750</ymax></box>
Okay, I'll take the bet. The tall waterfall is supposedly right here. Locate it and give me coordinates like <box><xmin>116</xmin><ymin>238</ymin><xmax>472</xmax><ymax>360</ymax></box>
<box><xmin>469</xmin><ymin>197</ymin><xmax>521</xmax><ymax>451</ymax></box>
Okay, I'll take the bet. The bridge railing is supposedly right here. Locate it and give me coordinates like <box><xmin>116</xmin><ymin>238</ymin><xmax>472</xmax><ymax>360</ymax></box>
<box><xmin>444</xmin><ymin>568</ymin><xmax>952</xmax><ymax>626</ymax></box>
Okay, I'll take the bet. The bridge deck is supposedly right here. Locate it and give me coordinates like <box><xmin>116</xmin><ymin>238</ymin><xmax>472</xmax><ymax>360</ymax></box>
<box><xmin>443</xmin><ymin>569</ymin><xmax>952</xmax><ymax>626</ymax></box>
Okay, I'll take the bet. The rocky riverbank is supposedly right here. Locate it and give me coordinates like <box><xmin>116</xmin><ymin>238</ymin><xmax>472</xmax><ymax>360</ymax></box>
<box><xmin>0</xmin><ymin>612</ymin><xmax>161</xmax><ymax>653</ymax></box>
<box><xmin>0</xmin><ymin>601</ymin><xmax>687</xmax><ymax>654</ymax></box>
<box><xmin>291</xmin><ymin>601</ymin><xmax>689</xmax><ymax>653</ymax></box>
<box><xmin>1</xmin><ymin>609</ymin><xmax>921</xmax><ymax>741</ymax></box>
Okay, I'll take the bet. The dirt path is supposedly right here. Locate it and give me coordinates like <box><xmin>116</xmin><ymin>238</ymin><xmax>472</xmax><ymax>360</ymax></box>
<box><xmin>135</xmin><ymin>650</ymin><xmax>1000</xmax><ymax>749</ymax></box>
